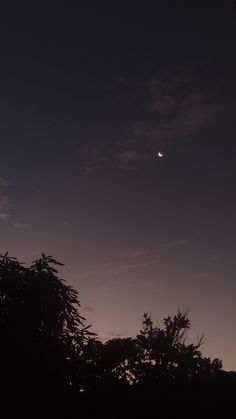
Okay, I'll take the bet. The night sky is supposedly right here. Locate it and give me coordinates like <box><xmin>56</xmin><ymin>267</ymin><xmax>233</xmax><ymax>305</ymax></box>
<box><xmin>0</xmin><ymin>2</ymin><xmax>236</xmax><ymax>370</ymax></box>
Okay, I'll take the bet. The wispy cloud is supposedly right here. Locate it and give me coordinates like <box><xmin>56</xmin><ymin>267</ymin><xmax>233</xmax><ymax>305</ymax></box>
<box><xmin>78</xmin><ymin>239</ymin><xmax>190</xmax><ymax>279</ymax></box>
<box><xmin>14</xmin><ymin>222</ymin><xmax>30</xmax><ymax>229</ymax></box>
<box><xmin>130</xmin><ymin>74</ymin><xmax>222</xmax><ymax>149</ymax></box>
<box><xmin>82</xmin><ymin>305</ymin><xmax>95</xmax><ymax>312</ymax></box>
<box><xmin>0</xmin><ymin>178</ymin><xmax>10</xmax><ymax>188</ymax></box>
<box><xmin>113</xmin><ymin>249</ymin><xmax>152</xmax><ymax>259</ymax></box>
<box><xmin>132</xmin><ymin>100</ymin><xmax>220</xmax><ymax>148</ymax></box>
<box><xmin>78</xmin><ymin>261</ymin><xmax>150</xmax><ymax>278</ymax></box>
<box><xmin>116</xmin><ymin>149</ymin><xmax>149</xmax><ymax>169</ymax></box>
<box><xmin>79</xmin><ymin>71</ymin><xmax>234</xmax><ymax>173</ymax></box>
<box><xmin>0</xmin><ymin>182</ymin><xmax>11</xmax><ymax>221</ymax></box>
<box><xmin>0</xmin><ymin>212</ymin><xmax>10</xmax><ymax>221</ymax></box>
<box><xmin>79</xmin><ymin>146</ymin><xmax>109</xmax><ymax>174</ymax></box>
<box><xmin>113</xmin><ymin>239</ymin><xmax>191</xmax><ymax>260</ymax></box>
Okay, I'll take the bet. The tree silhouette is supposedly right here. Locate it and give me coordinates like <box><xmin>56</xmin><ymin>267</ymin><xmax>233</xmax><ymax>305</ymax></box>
<box><xmin>90</xmin><ymin>311</ymin><xmax>223</xmax><ymax>402</ymax></box>
<box><xmin>0</xmin><ymin>252</ymin><xmax>93</xmax><ymax>399</ymax></box>
<box><xmin>134</xmin><ymin>311</ymin><xmax>223</xmax><ymax>397</ymax></box>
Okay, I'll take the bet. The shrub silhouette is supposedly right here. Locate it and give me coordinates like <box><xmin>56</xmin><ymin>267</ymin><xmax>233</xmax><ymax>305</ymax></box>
<box><xmin>88</xmin><ymin>312</ymin><xmax>223</xmax><ymax>402</ymax></box>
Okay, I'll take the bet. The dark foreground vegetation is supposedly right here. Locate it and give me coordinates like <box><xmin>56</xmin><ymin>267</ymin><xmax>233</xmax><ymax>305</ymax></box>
<box><xmin>0</xmin><ymin>253</ymin><xmax>235</xmax><ymax>415</ymax></box>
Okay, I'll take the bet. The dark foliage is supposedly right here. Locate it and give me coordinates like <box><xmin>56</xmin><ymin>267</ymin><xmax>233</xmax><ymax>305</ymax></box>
<box><xmin>0</xmin><ymin>252</ymin><xmax>93</xmax><ymax>401</ymax></box>
<box><xmin>0</xmin><ymin>253</ymin><xmax>235</xmax><ymax>413</ymax></box>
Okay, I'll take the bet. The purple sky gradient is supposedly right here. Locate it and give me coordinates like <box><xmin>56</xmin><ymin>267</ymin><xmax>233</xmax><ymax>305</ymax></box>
<box><xmin>0</xmin><ymin>1</ymin><xmax>236</xmax><ymax>370</ymax></box>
